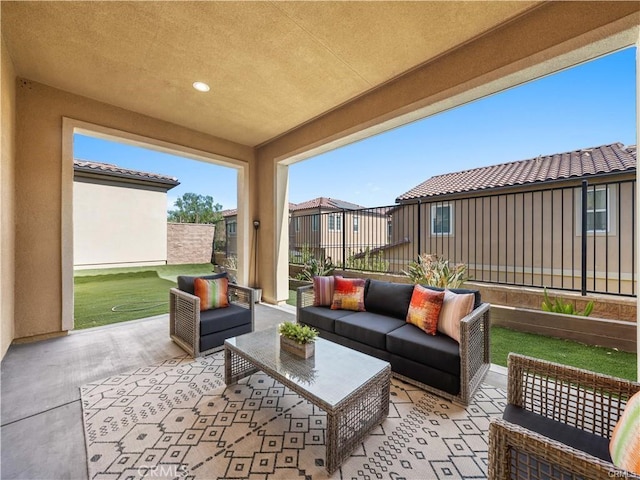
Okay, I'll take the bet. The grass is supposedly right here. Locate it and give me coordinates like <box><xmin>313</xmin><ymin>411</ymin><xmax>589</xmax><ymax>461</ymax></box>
<box><xmin>74</xmin><ymin>263</ymin><xmax>214</xmax><ymax>329</ymax></box>
<box><xmin>288</xmin><ymin>290</ymin><xmax>636</xmax><ymax>380</ymax></box>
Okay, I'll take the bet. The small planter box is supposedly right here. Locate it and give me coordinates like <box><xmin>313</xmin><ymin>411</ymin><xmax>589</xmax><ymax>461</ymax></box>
<box><xmin>280</xmin><ymin>335</ymin><xmax>315</xmax><ymax>359</ymax></box>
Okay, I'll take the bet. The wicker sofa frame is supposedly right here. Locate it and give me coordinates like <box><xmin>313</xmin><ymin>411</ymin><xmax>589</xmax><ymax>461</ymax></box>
<box><xmin>489</xmin><ymin>353</ymin><xmax>640</xmax><ymax>480</ymax></box>
<box><xmin>296</xmin><ymin>283</ymin><xmax>490</xmax><ymax>406</ymax></box>
<box><xmin>170</xmin><ymin>283</ymin><xmax>254</xmax><ymax>357</ymax></box>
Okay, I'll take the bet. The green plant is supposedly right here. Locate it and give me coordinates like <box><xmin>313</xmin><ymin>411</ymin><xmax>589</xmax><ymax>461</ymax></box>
<box><xmin>345</xmin><ymin>247</ymin><xmax>389</xmax><ymax>273</ymax></box>
<box><xmin>541</xmin><ymin>287</ymin><xmax>594</xmax><ymax>316</ymax></box>
<box><xmin>223</xmin><ymin>255</ymin><xmax>238</xmax><ymax>270</ymax></box>
<box><xmin>278</xmin><ymin>321</ymin><xmax>318</xmax><ymax>344</ymax></box>
<box><xmin>296</xmin><ymin>257</ymin><xmax>334</xmax><ymax>281</ymax></box>
<box><xmin>403</xmin><ymin>253</ymin><xmax>468</xmax><ymax>288</ymax></box>
<box><xmin>289</xmin><ymin>244</ymin><xmax>315</xmax><ymax>265</ymax></box>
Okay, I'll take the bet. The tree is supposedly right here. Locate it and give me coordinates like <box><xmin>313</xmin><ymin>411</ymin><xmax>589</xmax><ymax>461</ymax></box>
<box><xmin>167</xmin><ymin>193</ymin><xmax>223</xmax><ymax>224</ymax></box>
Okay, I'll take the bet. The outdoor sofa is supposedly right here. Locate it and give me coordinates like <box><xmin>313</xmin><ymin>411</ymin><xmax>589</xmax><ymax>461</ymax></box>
<box><xmin>489</xmin><ymin>353</ymin><xmax>640</xmax><ymax>480</ymax></box>
<box><xmin>297</xmin><ymin>278</ymin><xmax>491</xmax><ymax>405</ymax></box>
<box><xmin>170</xmin><ymin>273</ymin><xmax>254</xmax><ymax>357</ymax></box>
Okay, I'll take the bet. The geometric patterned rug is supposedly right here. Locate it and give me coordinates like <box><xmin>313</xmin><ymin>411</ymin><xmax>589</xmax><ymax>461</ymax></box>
<box><xmin>80</xmin><ymin>352</ymin><xmax>506</xmax><ymax>480</ymax></box>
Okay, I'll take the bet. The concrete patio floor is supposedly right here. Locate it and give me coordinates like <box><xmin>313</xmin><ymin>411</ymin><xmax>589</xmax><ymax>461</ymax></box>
<box><xmin>1</xmin><ymin>303</ymin><xmax>506</xmax><ymax>479</ymax></box>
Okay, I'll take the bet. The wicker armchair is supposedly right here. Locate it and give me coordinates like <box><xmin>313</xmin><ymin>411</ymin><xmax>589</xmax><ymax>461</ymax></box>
<box><xmin>170</xmin><ymin>276</ymin><xmax>254</xmax><ymax>357</ymax></box>
<box><xmin>489</xmin><ymin>353</ymin><xmax>640</xmax><ymax>480</ymax></box>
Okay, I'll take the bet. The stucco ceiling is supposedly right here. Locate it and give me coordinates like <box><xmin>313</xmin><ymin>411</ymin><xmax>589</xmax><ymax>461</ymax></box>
<box><xmin>2</xmin><ymin>1</ymin><xmax>542</xmax><ymax>147</ymax></box>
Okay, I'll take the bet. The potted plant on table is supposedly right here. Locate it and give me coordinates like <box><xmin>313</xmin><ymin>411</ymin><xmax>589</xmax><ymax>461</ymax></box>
<box><xmin>278</xmin><ymin>321</ymin><xmax>318</xmax><ymax>359</ymax></box>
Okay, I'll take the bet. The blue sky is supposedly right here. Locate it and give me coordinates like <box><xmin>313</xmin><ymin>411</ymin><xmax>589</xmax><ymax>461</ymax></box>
<box><xmin>74</xmin><ymin>47</ymin><xmax>636</xmax><ymax>210</ymax></box>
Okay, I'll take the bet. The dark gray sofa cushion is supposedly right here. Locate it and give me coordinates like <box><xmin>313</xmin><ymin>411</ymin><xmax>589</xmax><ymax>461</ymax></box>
<box><xmin>364</xmin><ymin>280</ymin><xmax>414</xmax><ymax>319</ymax></box>
<box><xmin>390</xmin><ymin>354</ymin><xmax>460</xmax><ymax>395</ymax></box>
<box><xmin>177</xmin><ymin>272</ymin><xmax>227</xmax><ymax>295</ymax></box>
<box><xmin>334</xmin><ymin>312</ymin><xmax>405</xmax><ymax>350</ymax></box>
<box><xmin>386</xmin><ymin>323</ymin><xmax>460</xmax><ymax>376</ymax></box>
<box><xmin>299</xmin><ymin>306</ymin><xmax>355</xmax><ymax>333</ymax></box>
<box><xmin>422</xmin><ymin>285</ymin><xmax>481</xmax><ymax>309</ymax></box>
<box><xmin>200</xmin><ymin>304</ymin><xmax>251</xmax><ymax>336</ymax></box>
<box><xmin>503</xmin><ymin>405</ymin><xmax>611</xmax><ymax>462</ymax></box>
<box><xmin>200</xmin><ymin>323</ymin><xmax>252</xmax><ymax>353</ymax></box>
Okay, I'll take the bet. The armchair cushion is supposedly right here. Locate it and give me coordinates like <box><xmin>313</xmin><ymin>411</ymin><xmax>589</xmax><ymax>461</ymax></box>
<box><xmin>178</xmin><ymin>272</ymin><xmax>227</xmax><ymax>295</ymax></box>
<box><xmin>200</xmin><ymin>304</ymin><xmax>252</xmax><ymax>336</ymax></box>
<box><xmin>610</xmin><ymin>390</ymin><xmax>640</xmax><ymax>473</ymax></box>
<box><xmin>503</xmin><ymin>404</ymin><xmax>611</xmax><ymax>462</ymax></box>
<box><xmin>194</xmin><ymin>277</ymin><xmax>229</xmax><ymax>311</ymax></box>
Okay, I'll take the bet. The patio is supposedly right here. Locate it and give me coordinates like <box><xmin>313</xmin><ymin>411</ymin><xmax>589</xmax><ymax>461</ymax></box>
<box><xmin>1</xmin><ymin>303</ymin><xmax>506</xmax><ymax>479</ymax></box>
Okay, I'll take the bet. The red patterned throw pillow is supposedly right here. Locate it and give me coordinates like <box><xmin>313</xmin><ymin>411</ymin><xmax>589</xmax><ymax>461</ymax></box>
<box><xmin>194</xmin><ymin>277</ymin><xmax>230</xmax><ymax>311</ymax></box>
<box><xmin>406</xmin><ymin>285</ymin><xmax>445</xmax><ymax>335</ymax></box>
<box><xmin>331</xmin><ymin>277</ymin><xmax>366</xmax><ymax>311</ymax></box>
<box><xmin>313</xmin><ymin>275</ymin><xmax>336</xmax><ymax>307</ymax></box>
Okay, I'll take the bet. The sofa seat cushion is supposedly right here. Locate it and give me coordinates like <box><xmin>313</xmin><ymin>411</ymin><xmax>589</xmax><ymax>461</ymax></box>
<box><xmin>386</xmin><ymin>323</ymin><xmax>460</xmax><ymax>376</ymax></box>
<box><xmin>334</xmin><ymin>312</ymin><xmax>405</xmax><ymax>350</ymax></box>
<box><xmin>200</xmin><ymin>304</ymin><xmax>251</xmax><ymax>336</ymax></box>
<box><xmin>299</xmin><ymin>306</ymin><xmax>355</xmax><ymax>333</ymax></box>
<box><xmin>503</xmin><ymin>404</ymin><xmax>611</xmax><ymax>462</ymax></box>
<box><xmin>364</xmin><ymin>280</ymin><xmax>415</xmax><ymax>319</ymax></box>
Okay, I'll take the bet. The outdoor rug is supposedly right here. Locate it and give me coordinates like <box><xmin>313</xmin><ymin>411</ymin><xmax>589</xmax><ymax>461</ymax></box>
<box><xmin>80</xmin><ymin>353</ymin><xmax>506</xmax><ymax>480</ymax></box>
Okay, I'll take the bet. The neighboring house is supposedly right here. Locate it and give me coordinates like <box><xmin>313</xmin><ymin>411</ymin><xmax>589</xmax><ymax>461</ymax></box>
<box><xmin>289</xmin><ymin>197</ymin><xmax>388</xmax><ymax>265</ymax></box>
<box><xmin>73</xmin><ymin>159</ymin><xmax>179</xmax><ymax>269</ymax></box>
<box><xmin>221</xmin><ymin>208</ymin><xmax>238</xmax><ymax>258</ymax></box>
<box><xmin>388</xmin><ymin>143</ymin><xmax>636</xmax><ymax>295</ymax></box>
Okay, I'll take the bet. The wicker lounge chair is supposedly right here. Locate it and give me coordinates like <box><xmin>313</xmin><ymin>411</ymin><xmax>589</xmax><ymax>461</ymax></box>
<box><xmin>489</xmin><ymin>353</ymin><xmax>640</xmax><ymax>480</ymax></box>
<box><xmin>170</xmin><ymin>274</ymin><xmax>254</xmax><ymax>357</ymax></box>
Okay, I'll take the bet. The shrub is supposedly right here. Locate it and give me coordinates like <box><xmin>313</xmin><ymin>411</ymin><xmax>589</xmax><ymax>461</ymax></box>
<box><xmin>345</xmin><ymin>247</ymin><xmax>389</xmax><ymax>273</ymax></box>
<box><xmin>541</xmin><ymin>287</ymin><xmax>594</xmax><ymax>316</ymax></box>
<box><xmin>296</xmin><ymin>257</ymin><xmax>334</xmax><ymax>281</ymax></box>
<box><xmin>403</xmin><ymin>253</ymin><xmax>468</xmax><ymax>288</ymax></box>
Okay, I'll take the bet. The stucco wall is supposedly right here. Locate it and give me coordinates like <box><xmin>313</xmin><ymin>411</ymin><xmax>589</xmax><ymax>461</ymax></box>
<box><xmin>167</xmin><ymin>223</ymin><xmax>215</xmax><ymax>265</ymax></box>
<box><xmin>14</xmin><ymin>80</ymin><xmax>252</xmax><ymax>340</ymax></box>
<box><xmin>73</xmin><ymin>179</ymin><xmax>169</xmax><ymax>269</ymax></box>
<box><xmin>1</xmin><ymin>36</ymin><xmax>17</xmax><ymax>358</ymax></box>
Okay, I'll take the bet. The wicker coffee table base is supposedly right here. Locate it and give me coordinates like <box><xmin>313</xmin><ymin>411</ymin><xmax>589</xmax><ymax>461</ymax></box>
<box><xmin>225</xmin><ymin>346</ymin><xmax>391</xmax><ymax>474</ymax></box>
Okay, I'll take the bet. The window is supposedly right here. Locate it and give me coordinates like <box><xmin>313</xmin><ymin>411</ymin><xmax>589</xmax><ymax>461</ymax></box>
<box><xmin>586</xmin><ymin>186</ymin><xmax>609</xmax><ymax>233</ymax></box>
<box><xmin>353</xmin><ymin>216</ymin><xmax>359</xmax><ymax>233</ymax></box>
<box><xmin>431</xmin><ymin>204</ymin><xmax>453</xmax><ymax>235</ymax></box>
<box><xmin>388</xmin><ymin>220</ymin><xmax>393</xmax><ymax>239</ymax></box>
<box><xmin>227</xmin><ymin>220</ymin><xmax>237</xmax><ymax>235</ymax></box>
<box><xmin>328</xmin><ymin>213</ymin><xmax>341</xmax><ymax>231</ymax></box>
<box><xmin>311</xmin><ymin>214</ymin><xmax>320</xmax><ymax>232</ymax></box>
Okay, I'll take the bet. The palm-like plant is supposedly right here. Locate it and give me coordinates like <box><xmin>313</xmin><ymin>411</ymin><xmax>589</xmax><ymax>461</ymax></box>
<box><xmin>403</xmin><ymin>253</ymin><xmax>468</xmax><ymax>288</ymax></box>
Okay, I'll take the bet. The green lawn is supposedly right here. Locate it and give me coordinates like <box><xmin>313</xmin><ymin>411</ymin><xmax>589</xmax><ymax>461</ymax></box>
<box><xmin>74</xmin><ymin>263</ymin><xmax>214</xmax><ymax>329</ymax></box>
<box><xmin>287</xmin><ymin>290</ymin><xmax>636</xmax><ymax>380</ymax></box>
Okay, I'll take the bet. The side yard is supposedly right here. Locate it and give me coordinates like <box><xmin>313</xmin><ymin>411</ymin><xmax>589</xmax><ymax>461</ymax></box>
<box><xmin>74</xmin><ymin>263</ymin><xmax>214</xmax><ymax>329</ymax></box>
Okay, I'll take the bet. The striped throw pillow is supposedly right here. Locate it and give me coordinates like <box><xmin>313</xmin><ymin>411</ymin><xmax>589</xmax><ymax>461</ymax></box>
<box><xmin>313</xmin><ymin>275</ymin><xmax>336</xmax><ymax>307</ymax></box>
<box><xmin>194</xmin><ymin>277</ymin><xmax>229</xmax><ymax>311</ymax></box>
<box><xmin>437</xmin><ymin>290</ymin><xmax>475</xmax><ymax>343</ymax></box>
<box><xmin>406</xmin><ymin>285</ymin><xmax>445</xmax><ymax>335</ymax></box>
<box><xmin>610</xmin><ymin>390</ymin><xmax>640</xmax><ymax>474</ymax></box>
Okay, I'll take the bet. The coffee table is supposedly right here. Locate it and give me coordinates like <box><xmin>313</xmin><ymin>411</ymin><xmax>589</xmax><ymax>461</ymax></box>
<box><xmin>224</xmin><ymin>327</ymin><xmax>391</xmax><ymax>474</ymax></box>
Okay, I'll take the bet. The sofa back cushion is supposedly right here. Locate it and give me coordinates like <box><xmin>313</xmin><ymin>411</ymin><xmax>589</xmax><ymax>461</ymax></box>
<box><xmin>178</xmin><ymin>272</ymin><xmax>228</xmax><ymax>295</ymax></box>
<box><xmin>364</xmin><ymin>280</ymin><xmax>415</xmax><ymax>319</ymax></box>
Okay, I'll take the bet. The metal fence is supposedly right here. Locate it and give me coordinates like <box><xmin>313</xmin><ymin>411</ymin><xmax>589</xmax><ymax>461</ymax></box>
<box><xmin>289</xmin><ymin>179</ymin><xmax>637</xmax><ymax>297</ymax></box>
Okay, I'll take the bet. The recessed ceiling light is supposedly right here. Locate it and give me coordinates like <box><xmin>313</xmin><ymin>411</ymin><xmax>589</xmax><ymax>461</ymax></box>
<box><xmin>192</xmin><ymin>81</ymin><xmax>210</xmax><ymax>92</ymax></box>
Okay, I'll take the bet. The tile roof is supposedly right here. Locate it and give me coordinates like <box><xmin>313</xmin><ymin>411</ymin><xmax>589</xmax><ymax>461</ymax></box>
<box><xmin>73</xmin><ymin>159</ymin><xmax>179</xmax><ymax>186</ymax></box>
<box><xmin>396</xmin><ymin>143</ymin><xmax>636</xmax><ymax>202</ymax></box>
<box><xmin>290</xmin><ymin>197</ymin><xmax>365</xmax><ymax>211</ymax></box>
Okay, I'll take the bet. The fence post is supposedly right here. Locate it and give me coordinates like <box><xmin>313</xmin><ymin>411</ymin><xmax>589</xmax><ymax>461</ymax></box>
<box><xmin>417</xmin><ymin>200</ymin><xmax>422</xmax><ymax>256</ymax></box>
<box><xmin>581</xmin><ymin>180</ymin><xmax>588</xmax><ymax>296</ymax></box>
<box><xmin>342</xmin><ymin>209</ymin><xmax>347</xmax><ymax>270</ymax></box>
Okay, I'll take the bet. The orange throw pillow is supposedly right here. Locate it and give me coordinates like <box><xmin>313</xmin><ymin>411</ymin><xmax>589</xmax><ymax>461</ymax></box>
<box><xmin>194</xmin><ymin>277</ymin><xmax>230</xmax><ymax>311</ymax></box>
<box><xmin>330</xmin><ymin>277</ymin><xmax>366</xmax><ymax>311</ymax></box>
<box><xmin>406</xmin><ymin>285</ymin><xmax>445</xmax><ymax>335</ymax></box>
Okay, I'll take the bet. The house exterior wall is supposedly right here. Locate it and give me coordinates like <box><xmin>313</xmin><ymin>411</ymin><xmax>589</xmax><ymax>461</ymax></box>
<box><xmin>167</xmin><ymin>222</ymin><xmax>215</xmax><ymax>265</ymax></box>
<box><xmin>13</xmin><ymin>79</ymin><xmax>252</xmax><ymax>341</ymax></box>
<box><xmin>1</xmin><ymin>37</ymin><xmax>17</xmax><ymax>358</ymax></box>
<box><xmin>73</xmin><ymin>178</ymin><xmax>169</xmax><ymax>269</ymax></box>
<box><xmin>289</xmin><ymin>209</ymin><xmax>388</xmax><ymax>264</ymax></box>
<box><xmin>387</xmin><ymin>176</ymin><xmax>637</xmax><ymax>295</ymax></box>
